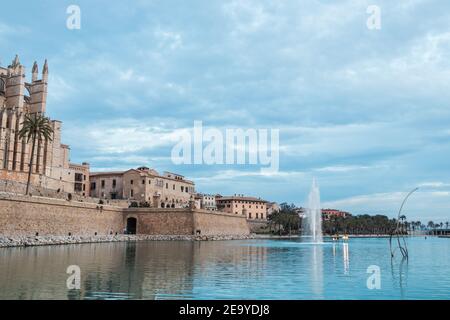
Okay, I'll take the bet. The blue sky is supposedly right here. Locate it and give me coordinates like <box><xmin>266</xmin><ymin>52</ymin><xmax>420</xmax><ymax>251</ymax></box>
<box><xmin>1</xmin><ymin>0</ymin><xmax>450</xmax><ymax>222</ymax></box>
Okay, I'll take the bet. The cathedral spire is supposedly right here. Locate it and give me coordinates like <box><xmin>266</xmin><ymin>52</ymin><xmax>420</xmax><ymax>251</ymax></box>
<box><xmin>32</xmin><ymin>61</ymin><xmax>39</xmax><ymax>82</ymax></box>
<box><xmin>12</xmin><ymin>55</ymin><xmax>20</xmax><ymax>68</ymax></box>
<box><xmin>42</xmin><ymin>59</ymin><xmax>48</xmax><ymax>74</ymax></box>
<box><xmin>42</xmin><ymin>59</ymin><xmax>48</xmax><ymax>82</ymax></box>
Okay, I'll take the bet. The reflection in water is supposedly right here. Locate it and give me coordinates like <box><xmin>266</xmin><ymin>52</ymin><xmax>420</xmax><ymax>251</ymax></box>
<box><xmin>0</xmin><ymin>242</ymin><xmax>197</xmax><ymax>300</ymax></box>
<box><xmin>391</xmin><ymin>257</ymin><xmax>408</xmax><ymax>299</ymax></box>
<box><xmin>310</xmin><ymin>245</ymin><xmax>323</xmax><ymax>298</ymax></box>
<box><xmin>0</xmin><ymin>241</ymin><xmax>268</xmax><ymax>300</ymax></box>
<box><xmin>0</xmin><ymin>238</ymin><xmax>448</xmax><ymax>300</ymax></box>
<box><xmin>331</xmin><ymin>242</ymin><xmax>350</xmax><ymax>275</ymax></box>
<box><xmin>343</xmin><ymin>243</ymin><xmax>350</xmax><ymax>275</ymax></box>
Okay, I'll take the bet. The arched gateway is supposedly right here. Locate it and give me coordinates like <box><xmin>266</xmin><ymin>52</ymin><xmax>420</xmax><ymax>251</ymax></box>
<box><xmin>126</xmin><ymin>217</ymin><xmax>137</xmax><ymax>235</ymax></box>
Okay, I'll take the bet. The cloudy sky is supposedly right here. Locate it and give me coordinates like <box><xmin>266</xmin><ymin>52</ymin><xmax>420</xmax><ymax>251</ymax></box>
<box><xmin>1</xmin><ymin>0</ymin><xmax>450</xmax><ymax>222</ymax></box>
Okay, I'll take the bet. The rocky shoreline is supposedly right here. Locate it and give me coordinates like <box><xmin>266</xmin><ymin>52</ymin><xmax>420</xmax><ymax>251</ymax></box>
<box><xmin>0</xmin><ymin>234</ymin><xmax>256</xmax><ymax>248</ymax></box>
<box><xmin>253</xmin><ymin>234</ymin><xmax>392</xmax><ymax>239</ymax></box>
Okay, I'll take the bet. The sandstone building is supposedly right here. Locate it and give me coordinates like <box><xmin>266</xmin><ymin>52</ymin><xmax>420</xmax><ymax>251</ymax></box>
<box><xmin>0</xmin><ymin>56</ymin><xmax>89</xmax><ymax>196</ymax></box>
<box><xmin>266</xmin><ymin>202</ymin><xmax>281</xmax><ymax>217</ymax></box>
<box><xmin>90</xmin><ymin>167</ymin><xmax>195</xmax><ymax>208</ymax></box>
<box><xmin>194</xmin><ymin>193</ymin><xmax>217</xmax><ymax>211</ymax></box>
<box><xmin>216</xmin><ymin>194</ymin><xmax>268</xmax><ymax>220</ymax></box>
<box><xmin>322</xmin><ymin>208</ymin><xmax>351</xmax><ymax>221</ymax></box>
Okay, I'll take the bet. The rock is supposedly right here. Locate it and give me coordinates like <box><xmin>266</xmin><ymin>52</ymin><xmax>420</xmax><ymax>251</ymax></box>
<box><xmin>0</xmin><ymin>233</ymin><xmax>254</xmax><ymax>247</ymax></box>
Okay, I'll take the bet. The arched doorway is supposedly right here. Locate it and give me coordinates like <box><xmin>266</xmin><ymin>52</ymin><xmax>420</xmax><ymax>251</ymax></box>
<box><xmin>126</xmin><ymin>217</ymin><xmax>137</xmax><ymax>235</ymax></box>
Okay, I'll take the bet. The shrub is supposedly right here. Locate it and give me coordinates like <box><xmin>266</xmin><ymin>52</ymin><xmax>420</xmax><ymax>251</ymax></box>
<box><xmin>129</xmin><ymin>201</ymin><xmax>139</xmax><ymax>208</ymax></box>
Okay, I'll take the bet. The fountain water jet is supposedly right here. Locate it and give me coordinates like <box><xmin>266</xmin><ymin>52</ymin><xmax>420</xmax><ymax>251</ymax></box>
<box><xmin>304</xmin><ymin>178</ymin><xmax>323</xmax><ymax>243</ymax></box>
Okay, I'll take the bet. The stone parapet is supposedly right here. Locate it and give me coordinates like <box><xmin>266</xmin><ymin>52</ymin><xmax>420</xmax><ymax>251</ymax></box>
<box><xmin>0</xmin><ymin>194</ymin><xmax>250</xmax><ymax>239</ymax></box>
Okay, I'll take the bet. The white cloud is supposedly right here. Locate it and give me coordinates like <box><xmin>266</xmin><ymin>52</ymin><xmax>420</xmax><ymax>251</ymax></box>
<box><xmin>222</xmin><ymin>0</ymin><xmax>273</xmax><ymax>35</ymax></box>
<box><xmin>47</xmin><ymin>74</ymin><xmax>76</xmax><ymax>102</ymax></box>
<box><xmin>195</xmin><ymin>169</ymin><xmax>306</xmax><ymax>182</ymax></box>
<box><xmin>323</xmin><ymin>191</ymin><xmax>450</xmax><ymax>222</ymax></box>
<box><xmin>66</xmin><ymin>119</ymin><xmax>189</xmax><ymax>154</ymax></box>
<box><xmin>0</xmin><ymin>23</ymin><xmax>29</xmax><ymax>41</ymax></box>
<box><xmin>281</xmin><ymin>122</ymin><xmax>422</xmax><ymax>159</ymax></box>
<box><xmin>154</xmin><ymin>28</ymin><xmax>183</xmax><ymax>50</ymax></box>
<box><xmin>418</xmin><ymin>182</ymin><xmax>450</xmax><ymax>188</ymax></box>
<box><xmin>314</xmin><ymin>165</ymin><xmax>380</xmax><ymax>173</ymax></box>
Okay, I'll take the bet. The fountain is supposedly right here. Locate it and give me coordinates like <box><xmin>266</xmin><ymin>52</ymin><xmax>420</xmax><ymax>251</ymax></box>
<box><xmin>304</xmin><ymin>178</ymin><xmax>323</xmax><ymax>243</ymax></box>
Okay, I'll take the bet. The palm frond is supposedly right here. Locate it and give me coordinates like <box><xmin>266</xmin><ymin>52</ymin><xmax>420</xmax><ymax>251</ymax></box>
<box><xmin>19</xmin><ymin>113</ymin><xmax>54</xmax><ymax>143</ymax></box>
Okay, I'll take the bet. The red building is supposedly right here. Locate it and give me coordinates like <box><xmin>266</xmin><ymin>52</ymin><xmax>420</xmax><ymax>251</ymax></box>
<box><xmin>322</xmin><ymin>209</ymin><xmax>351</xmax><ymax>221</ymax></box>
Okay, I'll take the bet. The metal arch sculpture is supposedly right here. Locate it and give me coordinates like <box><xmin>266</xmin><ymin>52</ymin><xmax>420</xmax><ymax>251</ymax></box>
<box><xmin>389</xmin><ymin>188</ymin><xmax>419</xmax><ymax>259</ymax></box>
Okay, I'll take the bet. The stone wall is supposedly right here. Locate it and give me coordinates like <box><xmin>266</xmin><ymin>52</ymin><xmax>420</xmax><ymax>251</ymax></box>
<box><xmin>0</xmin><ymin>194</ymin><xmax>251</xmax><ymax>237</ymax></box>
<box><xmin>0</xmin><ymin>193</ymin><xmax>123</xmax><ymax>237</ymax></box>
<box><xmin>123</xmin><ymin>208</ymin><xmax>250</xmax><ymax>236</ymax></box>
<box><xmin>124</xmin><ymin>208</ymin><xmax>195</xmax><ymax>235</ymax></box>
<box><xmin>247</xmin><ymin>219</ymin><xmax>269</xmax><ymax>233</ymax></box>
<box><xmin>193</xmin><ymin>210</ymin><xmax>250</xmax><ymax>236</ymax></box>
<box><xmin>0</xmin><ymin>179</ymin><xmax>129</xmax><ymax>207</ymax></box>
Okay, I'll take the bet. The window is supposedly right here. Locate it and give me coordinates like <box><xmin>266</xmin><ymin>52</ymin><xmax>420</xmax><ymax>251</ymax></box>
<box><xmin>249</xmin><ymin>213</ymin><xmax>252</xmax><ymax>219</ymax></box>
<box><xmin>142</xmin><ymin>180</ymin><xmax>145</xmax><ymax>185</ymax></box>
<box><xmin>166</xmin><ymin>183</ymin><xmax>168</xmax><ymax>189</ymax></box>
<box><xmin>112</xmin><ymin>179</ymin><xmax>116</xmax><ymax>188</ymax></box>
<box><xmin>130</xmin><ymin>180</ymin><xmax>134</xmax><ymax>185</ymax></box>
<box><xmin>90</xmin><ymin>182</ymin><xmax>96</xmax><ymax>190</ymax></box>
<box><xmin>173</xmin><ymin>184</ymin><xmax>175</xmax><ymax>190</ymax></box>
<box><xmin>130</xmin><ymin>189</ymin><xmax>134</xmax><ymax>197</ymax></box>
<box><xmin>101</xmin><ymin>180</ymin><xmax>105</xmax><ymax>188</ymax></box>
<box><xmin>181</xmin><ymin>186</ymin><xmax>184</xmax><ymax>192</ymax></box>
<box><xmin>256</xmin><ymin>213</ymin><xmax>259</xmax><ymax>219</ymax></box>
<box><xmin>149</xmin><ymin>180</ymin><xmax>151</xmax><ymax>184</ymax></box>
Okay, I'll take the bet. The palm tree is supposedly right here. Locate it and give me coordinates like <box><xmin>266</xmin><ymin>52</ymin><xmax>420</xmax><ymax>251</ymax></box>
<box><xmin>445</xmin><ymin>221</ymin><xmax>449</xmax><ymax>230</ymax></box>
<box><xmin>18</xmin><ymin>113</ymin><xmax>53</xmax><ymax>195</ymax></box>
<box><xmin>399</xmin><ymin>215</ymin><xmax>407</xmax><ymax>234</ymax></box>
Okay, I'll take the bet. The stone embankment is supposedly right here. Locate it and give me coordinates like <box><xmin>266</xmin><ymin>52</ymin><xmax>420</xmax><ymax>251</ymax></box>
<box><xmin>0</xmin><ymin>234</ymin><xmax>256</xmax><ymax>248</ymax></box>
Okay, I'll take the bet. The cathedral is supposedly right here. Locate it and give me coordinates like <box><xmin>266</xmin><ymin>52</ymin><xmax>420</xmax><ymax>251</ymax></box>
<box><xmin>0</xmin><ymin>55</ymin><xmax>89</xmax><ymax>196</ymax></box>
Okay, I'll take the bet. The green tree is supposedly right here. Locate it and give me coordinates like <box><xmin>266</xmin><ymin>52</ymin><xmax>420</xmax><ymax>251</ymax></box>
<box><xmin>322</xmin><ymin>214</ymin><xmax>397</xmax><ymax>235</ymax></box>
<box><xmin>18</xmin><ymin>113</ymin><xmax>53</xmax><ymax>195</ymax></box>
<box><xmin>268</xmin><ymin>203</ymin><xmax>301</xmax><ymax>235</ymax></box>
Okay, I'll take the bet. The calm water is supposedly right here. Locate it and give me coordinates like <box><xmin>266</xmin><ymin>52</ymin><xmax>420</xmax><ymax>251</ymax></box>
<box><xmin>0</xmin><ymin>237</ymin><xmax>449</xmax><ymax>300</ymax></box>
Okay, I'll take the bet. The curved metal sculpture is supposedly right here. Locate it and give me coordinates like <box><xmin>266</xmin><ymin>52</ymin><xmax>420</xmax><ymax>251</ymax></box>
<box><xmin>389</xmin><ymin>187</ymin><xmax>418</xmax><ymax>259</ymax></box>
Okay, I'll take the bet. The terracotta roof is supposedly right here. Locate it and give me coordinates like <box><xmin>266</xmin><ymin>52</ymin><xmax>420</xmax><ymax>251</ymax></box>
<box><xmin>90</xmin><ymin>168</ymin><xmax>195</xmax><ymax>185</ymax></box>
<box><xmin>216</xmin><ymin>196</ymin><xmax>268</xmax><ymax>203</ymax></box>
<box><xmin>90</xmin><ymin>171</ymin><xmax>125</xmax><ymax>177</ymax></box>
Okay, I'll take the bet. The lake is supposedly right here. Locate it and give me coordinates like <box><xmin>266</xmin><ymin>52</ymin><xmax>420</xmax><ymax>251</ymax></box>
<box><xmin>0</xmin><ymin>237</ymin><xmax>449</xmax><ymax>299</ymax></box>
